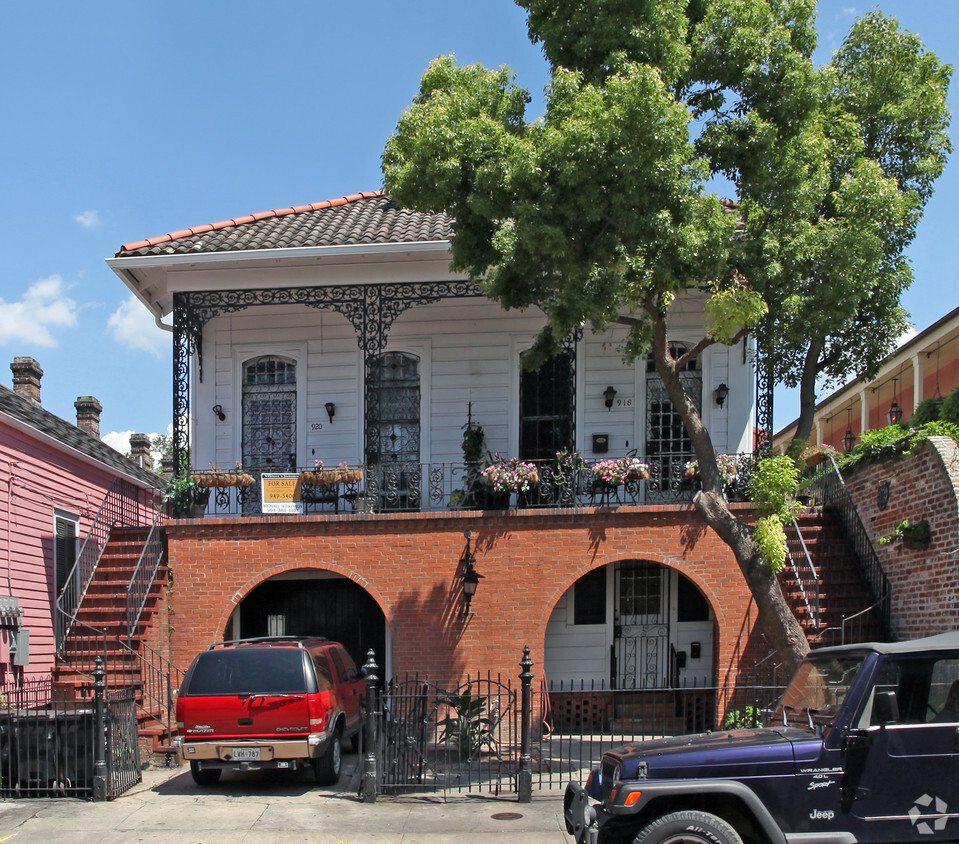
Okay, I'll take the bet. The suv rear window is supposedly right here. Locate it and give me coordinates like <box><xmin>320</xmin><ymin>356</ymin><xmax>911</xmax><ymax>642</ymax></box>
<box><xmin>185</xmin><ymin>648</ymin><xmax>309</xmax><ymax>695</ymax></box>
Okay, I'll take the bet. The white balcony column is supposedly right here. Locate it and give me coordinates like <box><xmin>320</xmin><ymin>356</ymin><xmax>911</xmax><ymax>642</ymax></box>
<box><xmin>912</xmin><ymin>352</ymin><xmax>925</xmax><ymax>412</ymax></box>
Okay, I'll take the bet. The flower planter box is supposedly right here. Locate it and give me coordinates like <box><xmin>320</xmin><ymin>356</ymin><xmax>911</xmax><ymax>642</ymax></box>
<box><xmin>298</xmin><ymin>468</ymin><xmax>364</xmax><ymax>487</ymax></box>
<box><xmin>190</xmin><ymin>472</ymin><xmax>255</xmax><ymax>488</ymax></box>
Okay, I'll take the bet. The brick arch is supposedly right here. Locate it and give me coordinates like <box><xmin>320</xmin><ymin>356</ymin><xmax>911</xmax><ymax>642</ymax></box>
<box><xmin>542</xmin><ymin>551</ymin><xmax>729</xmax><ymax>634</ymax></box>
<box><xmin>214</xmin><ymin>562</ymin><xmax>391</xmax><ymax>639</ymax></box>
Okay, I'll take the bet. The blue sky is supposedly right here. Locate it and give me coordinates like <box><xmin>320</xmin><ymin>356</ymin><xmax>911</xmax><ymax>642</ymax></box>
<box><xmin>0</xmin><ymin>1</ymin><xmax>955</xmax><ymax>451</ymax></box>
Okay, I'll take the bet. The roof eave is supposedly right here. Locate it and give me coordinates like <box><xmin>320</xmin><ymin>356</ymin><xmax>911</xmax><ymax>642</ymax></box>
<box><xmin>106</xmin><ymin>239</ymin><xmax>454</xmax><ymax>271</ymax></box>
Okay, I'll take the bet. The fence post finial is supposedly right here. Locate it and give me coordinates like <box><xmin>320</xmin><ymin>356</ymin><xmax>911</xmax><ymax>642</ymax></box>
<box><xmin>360</xmin><ymin>649</ymin><xmax>379</xmax><ymax>803</ymax></box>
<box><xmin>93</xmin><ymin>656</ymin><xmax>108</xmax><ymax>801</ymax></box>
<box><xmin>518</xmin><ymin>645</ymin><xmax>533</xmax><ymax>803</ymax></box>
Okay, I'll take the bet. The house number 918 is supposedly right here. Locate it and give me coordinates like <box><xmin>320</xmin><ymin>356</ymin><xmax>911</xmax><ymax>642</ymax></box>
<box><xmin>616</xmin><ymin>398</ymin><xmax>633</xmax><ymax>408</ymax></box>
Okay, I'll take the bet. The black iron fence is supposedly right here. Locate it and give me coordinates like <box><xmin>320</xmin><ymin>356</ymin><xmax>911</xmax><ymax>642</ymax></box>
<box><xmin>0</xmin><ymin>662</ymin><xmax>140</xmax><ymax>800</ymax></box>
<box><xmin>356</xmin><ymin>648</ymin><xmax>790</xmax><ymax>802</ymax></box>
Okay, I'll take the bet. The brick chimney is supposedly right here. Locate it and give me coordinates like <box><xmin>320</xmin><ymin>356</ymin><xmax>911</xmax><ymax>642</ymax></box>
<box><xmin>129</xmin><ymin>433</ymin><xmax>153</xmax><ymax>472</ymax></box>
<box><xmin>11</xmin><ymin>357</ymin><xmax>43</xmax><ymax>404</ymax></box>
<box><xmin>74</xmin><ymin>396</ymin><xmax>103</xmax><ymax>437</ymax></box>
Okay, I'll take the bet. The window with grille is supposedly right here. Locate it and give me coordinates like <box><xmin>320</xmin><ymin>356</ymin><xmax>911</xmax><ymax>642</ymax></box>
<box><xmin>242</xmin><ymin>356</ymin><xmax>297</xmax><ymax>481</ymax></box>
<box><xmin>645</xmin><ymin>345</ymin><xmax>701</xmax><ymax>494</ymax></box>
<box><xmin>519</xmin><ymin>348</ymin><xmax>574</xmax><ymax>461</ymax></box>
<box><xmin>368</xmin><ymin>352</ymin><xmax>420</xmax><ymax>466</ymax></box>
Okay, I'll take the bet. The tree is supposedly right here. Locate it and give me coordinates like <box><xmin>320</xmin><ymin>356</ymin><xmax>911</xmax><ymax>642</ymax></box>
<box><xmin>381</xmin><ymin>0</ymin><xmax>950</xmax><ymax>672</ymax></box>
<box><xmin>733</xmin><ymin>12</ymin><xmax>951</xmax><ymax>450</ymax></box>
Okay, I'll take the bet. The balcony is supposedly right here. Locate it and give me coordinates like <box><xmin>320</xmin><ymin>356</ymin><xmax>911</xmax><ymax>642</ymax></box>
<box><xmin>175</xmin><ymin>455</ymin><xmax>757</xmax><ymax>519</ymax></box>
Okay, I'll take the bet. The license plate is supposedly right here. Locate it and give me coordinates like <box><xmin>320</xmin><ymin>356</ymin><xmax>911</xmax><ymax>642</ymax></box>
<box><xmin>232</xmin><ymin>747</ymin><xmax>261</xmax><ymax>761</ymax></box>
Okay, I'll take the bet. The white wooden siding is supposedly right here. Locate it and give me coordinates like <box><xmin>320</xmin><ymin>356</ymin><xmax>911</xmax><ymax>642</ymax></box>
<box><xmin>192</xmin><ymin>293</ymin><xmax>752</xmax><ymax>473</ymax></box>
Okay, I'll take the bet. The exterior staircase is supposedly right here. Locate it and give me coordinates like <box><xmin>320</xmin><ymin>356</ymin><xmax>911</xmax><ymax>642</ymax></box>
<box><xmin>783</xmin><ymin>509</ymin><xmax>884</xmax><ymax>646</ymax></box>
<box><xmin>54</xmin><ymin>526</ymin><xmax>178</xmax><ymax>761</ymax></box>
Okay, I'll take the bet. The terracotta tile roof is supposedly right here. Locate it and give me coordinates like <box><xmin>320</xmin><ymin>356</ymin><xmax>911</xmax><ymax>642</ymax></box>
<box><xmin>116</xmin><ymin>192</ymin><xmax>454</xmax><ymax>258</ymax></box>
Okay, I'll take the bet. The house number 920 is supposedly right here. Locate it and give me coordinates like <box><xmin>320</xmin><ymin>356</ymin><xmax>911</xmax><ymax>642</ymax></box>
<box><xmin>310</xmin><ymin>422</ymin><xmax>324</xmax><ymax>431</ymax></box>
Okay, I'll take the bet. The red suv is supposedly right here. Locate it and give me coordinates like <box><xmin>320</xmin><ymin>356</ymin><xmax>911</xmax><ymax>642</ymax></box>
<box><xmin>174</xmin><ymin>637</ymin><xmax>365</xmax><ymax>785</ymax></box>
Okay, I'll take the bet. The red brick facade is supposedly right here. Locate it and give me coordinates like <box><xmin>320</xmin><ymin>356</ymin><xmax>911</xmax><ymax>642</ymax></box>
<box><xmin>155</xmin><ymin>504</ymin><xmax>768</xmax><ymax>687</ymax></box>
<box><xmin>842</xmin><ymin>436</ymin><xmax>959</xmax><ymax>640</ymax></box>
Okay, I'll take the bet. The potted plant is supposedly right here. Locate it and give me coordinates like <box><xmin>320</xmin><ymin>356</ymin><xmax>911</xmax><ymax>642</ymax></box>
<box><xmin>592</xmin><ymin>456</ymin><xmax>649</xmax><ymax>486</ymax></box>
<box><xmin>481</xmin><ymin>456</ymin><xmax>540</xmax><ymax>493</ymax></box>
<box><xmin>879</xmin><ymin>518</ymin><xmax>932</xmax><ymax>551</ymax></box>
<box><xmin>479</xmin><ymin>455</ymin><xmax>539</xmax><ymax>508</ymax></box>
<box><xmin>459</xmin><ymin>417</ymin><xmax>487</xmax><ymax>509</ymax></box>
<box><xmin>164</xmin><ymin>475</ymin><xmax>210</xmax><ymax>518</ymax></box>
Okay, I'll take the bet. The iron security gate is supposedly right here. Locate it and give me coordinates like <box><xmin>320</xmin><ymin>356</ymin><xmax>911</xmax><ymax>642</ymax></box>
<box><xmin>613</xmin><ymin>561</ymin><xmax>672</xmax><ymax>689</ymax></box>
<box><xmin>370</xmin><ymin>674</ymin><xmax>518</xmax><ymax>795</ymax></box>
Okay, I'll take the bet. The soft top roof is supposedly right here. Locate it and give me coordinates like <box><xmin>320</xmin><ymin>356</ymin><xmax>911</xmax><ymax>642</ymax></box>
<box><xmin>813</xmin><ymin>630</ymin><xmax>959</xmax><ymax>658</ymax></box>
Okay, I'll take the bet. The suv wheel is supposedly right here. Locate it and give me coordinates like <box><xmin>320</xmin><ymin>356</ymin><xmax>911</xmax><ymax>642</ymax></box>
<box><xmin>631</xmin><ymin>810</ymin><xmax>743</xmax><ymax>844</ymax></box>
<box><xmin>190</xmin><ymin>761</ymin><xmax>221</xmax><ymax>786</ymax></box>
<box><xmin>313</xmin><ymin>730</ymin><xmax>342</xmax><ymax>785</ymax></box>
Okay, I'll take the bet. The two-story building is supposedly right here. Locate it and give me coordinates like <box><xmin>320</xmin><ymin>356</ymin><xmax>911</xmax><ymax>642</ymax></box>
<box><xmin>107</xmin><ymin>191</ymin><xmax>775</xmax><ymax>690</ymax></box>
<box><xmin>0</xmin><ymin>357</ymin><xmax>163</xmax><ymax>684</ymax></box>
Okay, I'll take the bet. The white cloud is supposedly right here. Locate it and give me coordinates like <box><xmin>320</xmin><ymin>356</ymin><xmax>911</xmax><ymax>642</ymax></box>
<box><xmin>897</xmin><ymin>325</ymin><xmax>918</xmax><ymax>348</ymax></box>
<box><xmin>107</xmin><ymin>295</ymin><xmax>169</xmax><ymax>358</ymax></box>
<box><xmin>102</xmin><ymin>429</ymin><xmax>135</xmax><ymax>455</ymax></box>
<box><xmin>74</xmin><ymin>210</ymin><xmax>101</xmax><ymax>229</ymax></box>
<box><xmin>0</xmin><ymin>276</ymin><xmax>78</xmax><ymax>347</ymax></box>
<box><xmin>103</xmin><ymin>423</ymin><xmax>172</xmax><ymax>467</ymax></box>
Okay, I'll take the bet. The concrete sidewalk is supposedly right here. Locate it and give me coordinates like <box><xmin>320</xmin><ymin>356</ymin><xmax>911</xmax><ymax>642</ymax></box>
<box><xmin>0</xmin><ymin>757</ymin><xmax>574</xmax><ymax>842</ymax></box>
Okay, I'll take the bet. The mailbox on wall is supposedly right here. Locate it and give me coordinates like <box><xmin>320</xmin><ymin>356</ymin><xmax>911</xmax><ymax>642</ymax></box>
<box><xmin>592</xmin><ymin>433</ymin><xmax>609</xmax><ymax>453</ymax></box>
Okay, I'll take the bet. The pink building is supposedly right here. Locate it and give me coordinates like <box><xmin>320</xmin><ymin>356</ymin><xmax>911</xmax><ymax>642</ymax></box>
<box><xmin>0</xmin><ymin>357</ymin><xmax>163</xmax><ymax>683</ymax></box>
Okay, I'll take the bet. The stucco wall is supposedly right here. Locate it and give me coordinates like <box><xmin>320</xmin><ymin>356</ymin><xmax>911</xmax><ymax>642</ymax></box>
<box><xmin>841</xmin><ymin>436</ymin><xmax>959</xmax><ymax>640</ymax></box>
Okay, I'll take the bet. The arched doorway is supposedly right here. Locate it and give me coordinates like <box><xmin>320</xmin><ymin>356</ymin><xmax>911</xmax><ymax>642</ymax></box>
<box><xmin>232</xmin><ymin>571</ymin><xmax>386</xmax><ymax>669</ymax></box>
<box><xmin>544</xmin><ymin>560</ymin><xmax>714</xmax><ymax>689</ymax></box>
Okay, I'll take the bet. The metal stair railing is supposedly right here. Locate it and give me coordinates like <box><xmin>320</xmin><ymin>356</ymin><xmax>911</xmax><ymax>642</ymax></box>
<box><xmin>117</xmin><ymin>639</ymin><xmax>184</xmax><ymax>750</ymax></box>
<box><xmin>126</xmin><ymin>514</ymin><xmax>167</xmax><ymax>641</ymax></box>
<box><xmin>805</xmin><ymin>454</ymin><xmax>891</xmax><ymax>640</ymax></box>
<box><xmin>55</xmin><ymin>478</ymin><xmax>156</xmax><ymax>649</ymax></box>
<box><xmin>785</xmin><ymin>516</ymin><xmax>821</xmax><ymax>637</ymax></box>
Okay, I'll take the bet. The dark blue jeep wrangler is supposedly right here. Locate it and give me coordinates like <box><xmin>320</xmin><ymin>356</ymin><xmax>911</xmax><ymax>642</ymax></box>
<box><xmin>565</xmin><ymin>630</ymin><xmax>959</xmax><ymax>843</ymax></box>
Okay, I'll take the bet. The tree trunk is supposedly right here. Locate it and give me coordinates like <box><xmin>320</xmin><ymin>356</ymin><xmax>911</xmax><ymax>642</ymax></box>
<box><xmin>649</xmin><ymin>313</ymin><xmax>809</xmax><ymax>675</ymax></box>
<box><xmin>790</xmin><ymin>337</ymin><xmax>824</xmax><ymax>453</ymax></box>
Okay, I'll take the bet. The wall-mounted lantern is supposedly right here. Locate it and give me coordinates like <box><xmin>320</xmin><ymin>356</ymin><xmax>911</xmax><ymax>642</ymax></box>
<box><xmin>713</xmin><ymin>383</ymin><xmax>729</xmax><ymax>409</ymax></box>
<box><xmin>459</xmin><ymin>530</ymin><xmax>484</xmax><ymax>613</ymax></box>
<box><xmin>325</xmin><ymin>402</ymin><xmax>336</xmax><ymax>424</ymax></box>
<box><xmin>603</xmin><ymin>386</ymin><xmax>617</xmax><ymax>411</ymax></box>
<box><xmin>212</xmin><ymin>404</ymin><xmax>226</xmax><ymax>422</ymax></box>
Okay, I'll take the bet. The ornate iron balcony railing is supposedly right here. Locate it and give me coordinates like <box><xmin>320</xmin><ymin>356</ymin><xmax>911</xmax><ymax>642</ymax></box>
<box><xmin>176</xmin><ymin>454</ymin><xmax>758</xmax><ymax>519</ymax></box>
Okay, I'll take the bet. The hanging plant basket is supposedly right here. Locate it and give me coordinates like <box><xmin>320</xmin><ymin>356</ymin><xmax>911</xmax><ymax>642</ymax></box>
<box><xmin>191</xmin><ymin>472</ymin><xmax>255</xmax><ymax>488</ymax></box>
<box><xmin>298</xmin><ymin>468</ymin><xmax>364</xmax><ymax>487</ymax></box>
<box><xmin>625</xmin><ymin>468</ymin><xmax>651</xmax><ymax>481</ymax></box>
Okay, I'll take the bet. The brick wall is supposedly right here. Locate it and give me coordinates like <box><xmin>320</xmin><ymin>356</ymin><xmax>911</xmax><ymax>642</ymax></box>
<box><xmin>161</xmin><ymin>505</ymin><xmax>770</xmax><ymax>686</ymax></box>
<box><xmin>842</xmin><ymin>436</ymin><xmax>959</xmax><ymax>640</ymax></box>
